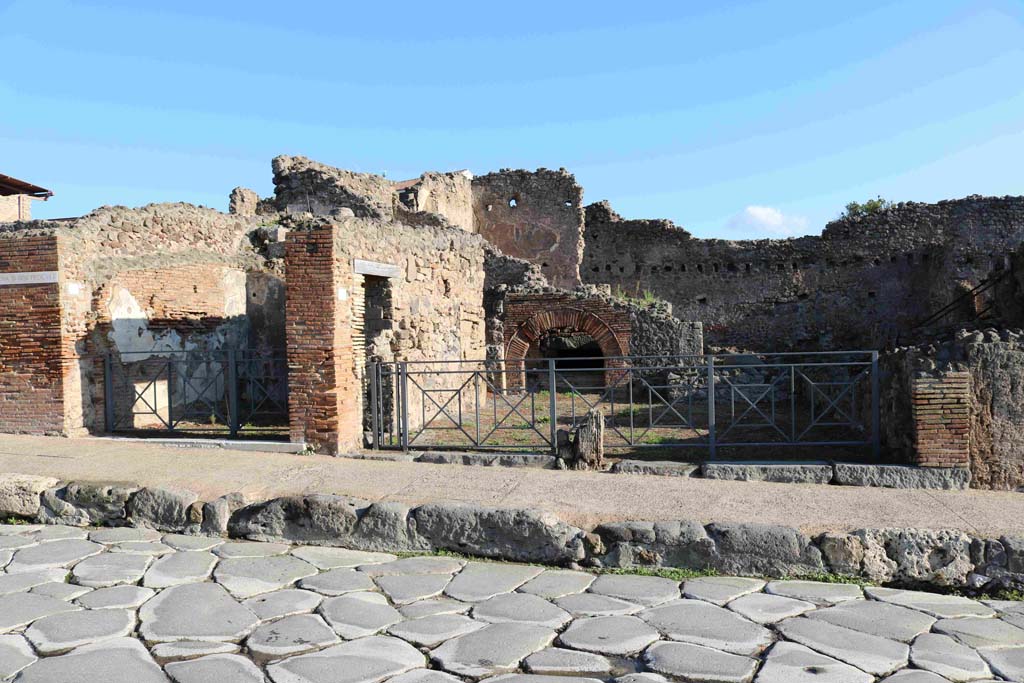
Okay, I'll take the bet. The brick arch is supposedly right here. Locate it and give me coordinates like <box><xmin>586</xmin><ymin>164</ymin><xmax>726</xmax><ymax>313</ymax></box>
<box><xmin>506</xmin><ymin>307</ymin><xmax>627</xmax><ymax>362</ymax></box>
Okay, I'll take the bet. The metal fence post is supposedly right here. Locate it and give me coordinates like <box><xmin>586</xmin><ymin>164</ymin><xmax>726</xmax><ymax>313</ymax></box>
<box><xmin>166</xmin><ymin>358</ymin><xmax>175</xmax><ymax>432</ymax></box>
<box><xmin>548</xmin><ymin>359</ymin><xmax>558</xmax><ymax>455</ymax></box>
<box><xmin>399</xmin><ymin>362</ymin><xmax>410</xmax><ymax>451</ymax></box>
<box><xmin>103</xmin><ymin>354</ymin><xmax>115</xmax><ymax>433</ymax></box>
<box><xmin>369</xmin><ymin>362</ymin><xmax>380</xmax><ymax>450</ymax></box>
<box><xmin>227</xmin><ymin>350</ymin><xmax>239</xmax><ymax>438</ymax></box>
<box><xmin>707</xmin><ymin>355</ymin><xmax>716</xmax><ymax>460</ymax></box>
<box><xmin>870</xmin><ymin>350</ymin><xmax>880</xmax><ymax>460</ymax></box>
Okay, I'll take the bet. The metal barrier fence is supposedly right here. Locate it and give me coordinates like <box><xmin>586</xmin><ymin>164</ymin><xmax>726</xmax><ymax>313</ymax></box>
<box><xmin>368</xmin><ymin>351</ymin><xmax>880</xmax><ymax>458</ymax></box>
<box><xmin>102</xmin><ymin>349</ymin><xmax>288</xmax><ymax>438</ymax></box>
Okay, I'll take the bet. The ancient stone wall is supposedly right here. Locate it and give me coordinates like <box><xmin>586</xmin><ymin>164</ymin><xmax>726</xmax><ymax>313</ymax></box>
<box><xmin>271</xmin><ymin>155</ymin><xmax>394</xmax><ymax>219</ymax></box>
<box><xmin>583</xmin><ymin>197</ymin><xmax>1024</xmax><ymax>351</ymax></box>
<box><xmin>394</xmin><ymin>172</ymin><xmax>474</xmax><ymax>232</ymax></box>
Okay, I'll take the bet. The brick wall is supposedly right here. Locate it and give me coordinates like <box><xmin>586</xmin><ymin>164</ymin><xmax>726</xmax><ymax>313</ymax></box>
<box><xmin>0</xmin><ymin>195</ymin><xmax>32</xmax><ymax>222</ymax></box>
<box><xmin>911</xmin><ymin>371</ymin><xmax>970</xmax><ymax>467</ymax></box>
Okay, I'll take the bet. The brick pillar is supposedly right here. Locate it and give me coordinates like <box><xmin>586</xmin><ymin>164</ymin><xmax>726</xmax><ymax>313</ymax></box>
<box><xmin>911</xmin><ymin>371</ymin><xmax>970</xmax><ymax>467</ymax></box>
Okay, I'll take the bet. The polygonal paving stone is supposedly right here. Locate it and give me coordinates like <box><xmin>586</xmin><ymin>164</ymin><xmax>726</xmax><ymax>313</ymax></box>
<box><xmin>165</xmin><ymin>653</ymin><xmax>265</xmax><ymax>683</ymax></box>
<box><xmin>214</xmin><ymin>555</ymin><xmax>318</xmax><ymax>598</ymax></box>
<box><xmin>473</xmin><ymin>592</ymin><xmax>572</xmax><ymax>629</ymax></box>
<box><xmin>644</xmin><ymin>641</ymin><xmax>758</xmax><ymax>683</ymax></box>
<box><xmin>727</xmin><ymin>592</ymin><xmax>816</xmax><ymax>624</ymax></box>
<box><xmin>910</xmin><ymin>632</ymin><xmax>992</xmax><ymax>681</ymax></box>
<box><xmin>266</xmin><ymin>635</ymin><xmax>425</xmax><ymax>683</ymax></box>
<box><xmin>71</xmin><ymin>551</ymin><xmax>152</xmax><ymax>587</ymax></box>
<box><xmin>291</xmin><ymin>545</ymin><xmax>396</xmax><ymax>569</ymax></box>
<box><xmin>683</xmin><ymin>576</ymin><xmax>766</xmax><ymax>606</ymax></box>
<box><xmin>933</xmin><ymin>616</ymin><xmax>1024</xmax><ymax>649</ymax></box>
<box><xmin>554</xmin><ymin>592</ymin><xmax>643</xmax><ymax>617</ymax></box>
<box><xmin>518</xmin><ymin>570</ymin><xmax>595</xmax><ymax>599</ymax></box>
<box><xmin>246</xmin><ymin>613</ymin><xmax>340</xmax><ymax>662</ymax></box>
<box><xmin>0</xmin><ymin>634</ymin><xmax>36</xmax><ymax>680</ymax></box>
<box><xmin>399</xmin><ymin>597</ymin><xmax>471</xmax><ymax>619</ymax></box>
<box><xmin>777</xmin><ymin>617</ymin><xmax>909</xmax><ymax>676</ymax></box>
<box><xmin>431</xmin><ymin>622</ymin><xmax>555</xmax><ymax>678</ymax></box>
<box><xmin>865</xmin><ymin>587</ymin><xmax>996</xmax><ymax>619</ymax></box>
<box><xmin>300</xmin><ymin>568</ymin><xmax>377</xmax><ymax>596</ymax></box>
<box><xmin>587</xmin><ymin>574</ymin><xmax>680</xmax><ymax>607</ymax></box>
<box><xmin>614</xmin><ymin>674</ymin><xmax>670</xmax><ymax>683</ymax></box>
<box><xmin>76</xmin><ymin>584</ymin><xmax>155</xmax><ymax>609</ymax></box>
<box><xmin>110</xmin><ymin>540</ymin><xmax>173</xmax><ymax>555</ymax></box>
<box><xmin>387</xmin><ymin>670</ymin><xmax>464</xmax><ymax>683</ymax></box>
<box><xmin>488</xmin><ymin>677</ymin><xmax>603</xmax><ymax>683</ymax></box>
<box><xmin>29</xmin><ymin>581</ymin><xmax>92</xmax><ymax>601</ymax></box>
<box><xmin>358</xmin><ymin>556</ymin><xmax>465</xmax><ymax>576</ymax></box>
<box><xmin>0</xmin><ymin>592</ymin><xmax>80</xmax><ymax>632</ymax></box>
<box><xmin>387</xmin><ymin>613</ymin><xmax>486</xmax><ymax>648</ymax></box>
<box><xmin>89</xmin><ymin>527</ymin><xmax>163</xmax><ymax>543</ymax></box>
<box><xmin>444</xmin><ymin>562</ymin><xmax>544</xmax><ymax>602</ymax></box>
<box><xmin>15</xmin><ymin>636</ymin><xmax>167</xmax><ymax>683</ymax></box>
<box><xmin>376</xmin><ymin>573</ymin><xmax>451</xmax><ymax>604</ymax></box>
<box><xmin>24</xmin><ymin>607</ymin><xmax>135</xmax><ymax>654</ymax></box>
<box><xmin>8</xmin><ymin>538</ymin><xmax>103</xmax><ymax>571</ymax></box>
<box><xmin>0</xmin><ymin>535</ymin><xmax>35</xmax><ymax>550</ymax></box>
<box><xmin>144</xmin><ymin>551</ymin><xmax>217</xmax><ymax>588</ymax></box>
<box><xmin>1003</xmin><ymin>611</ymin><xmax>1024</xmax><ymax>630</ymax></box>
<box><xmin>0</xmin><ymin>549</ymin><xmax>11</xmax><ymax>568</ymax></box>
<box><xmin>877</xmin><ymin>671</ymin><xmax>956</xmax><ymax>682</ymax></box>
<box><xmin>806</xmin><ymin>600</ymin><xmax>936</xmax><ymax>642</ymax></box>
<box><xmin>985</xmin><ymin>599</ymin><xmax>1024</xmax><ymax>616</ymax></box>
<box><xmin>150</xmin><ymin>640</ymin><xmax>240</xmax><ymax>664</ymax></box>
<box><xmin>214</xmin><ymin>541</ymin><xmax>291</xmax><ymax>558</ymax></box>
<box><xmin>139</xmin><ymin>582</ymin><xmax>259</xmax><ymax>643</ymax></box>
<box><xmin>319</xmin><ymin>592</ymin><xmax>404</xmax><ymax>638</ymax></box>
<box><xmin>524</xmin><ymin>647</ymin><xmax>612</xmax><ymax>675</ymax></box>
<box><xmin>557</xmin><ymin>615</ymin><xmax>659</xmax><ymax>655</ymax></box>
<box><xmin>243</xmin><ymin>588</ymin><xmax>323</xmax><ymax>620</ymax></box>
<box><xmin>162</xmin><ymin>534</ymin><xmax>223</xmax><ymax>551</ymax></box>
<box><xmin>754</xmin><ymin>641</ymin><xmax>873</xmax><ymax>683</ymax></box>
<box><xmin>980</xmin><ymin>646</ymin><xmax>1024</xmax><ymax>682</ymax></box>
<box><xmin>765</xmin><ymin>580</ymin><xmax>862</xmax><ymax>605</ymax></box>
<box><xmin>28</xmin><ymin>526</ymin><xmax>88</xmax><ymax>541</ymax></box>
<box><xmin>0</xmin><ymin>567</ymin><xmax>68</xmax><ymax>595</ymax></box>
<box><xmin>640</xmin><ymin>599</ymin><xmax>774</xmax><ymax>655</ymax></box>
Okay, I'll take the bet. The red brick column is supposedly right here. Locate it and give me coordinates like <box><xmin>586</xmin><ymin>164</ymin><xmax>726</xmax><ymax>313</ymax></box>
<box><xmin>911</xmin><ymin>371</ymin><xmax>970</xmax><ymax>467</ymax></box>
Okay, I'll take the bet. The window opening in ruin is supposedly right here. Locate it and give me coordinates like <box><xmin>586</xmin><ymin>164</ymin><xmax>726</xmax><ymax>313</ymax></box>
<box><xmin>528</xmin><ymin>331</ymin><xmax>605</xmax><ymax>390</ymax></box>
<box><xmin>697</xmin><ymin>296</ymin><xmax>708</xmax><ymax>305</ymax></box>
<box><xmin>745</xmin><ymin>264</ymin><xmax>751</xmax><ymax>273</ymax></box>
<box><xmin>564</xmin><ymin>200</ymin><xmax>572</xmax><ymax>208</ymax></box>
<box><xmin>358</xmin><ymin>275</ymin><xmax>394</xmax><ymax>433</ymax></box>
<box><xmin>508</xmin><ymin>197</ymin><xmax>518</xmax><ymax>208</ymax></box>
<box><xmin>696</xmin><ymin>264</ymin><xmax>704</xmax><ymax>273</ymax></box>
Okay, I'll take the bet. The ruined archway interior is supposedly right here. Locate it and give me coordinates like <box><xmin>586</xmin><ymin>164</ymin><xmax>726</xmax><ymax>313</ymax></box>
<box><xmin>527</xmin><ymin>330</ymin><xmax>606</xmax><ymax>389</ymax></box>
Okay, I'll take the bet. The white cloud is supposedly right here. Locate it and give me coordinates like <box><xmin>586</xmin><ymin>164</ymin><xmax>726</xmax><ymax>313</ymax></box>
<box><xmin>726</xmin><ymin>205</ymin><xmax>809</xmax><ymax>238</ymax></box>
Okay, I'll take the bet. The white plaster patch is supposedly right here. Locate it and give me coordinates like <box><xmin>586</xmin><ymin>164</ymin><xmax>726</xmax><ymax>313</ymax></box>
<box><xmin>107</xmin><ymin>286</ymin><xmax>183</xmax><ymax>359</ymax></box>
<box><xmin>222</xmin><ymin>270</ymin><xmax>246</xmax><ymax>317</ymax></box>
<box><xmin>65</xmin><ymin>282</ymin><xmax>85</xmax><ymax>297</ymax></box>
<box><xmin>338</xmin><ymin>287</ymin><xmax>349</xmax><ymax>301</ymax></box>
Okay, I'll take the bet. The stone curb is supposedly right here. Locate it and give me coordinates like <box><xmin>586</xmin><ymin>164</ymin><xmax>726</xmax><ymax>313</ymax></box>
<box><xmin>1</xmin><ymin>472</ymin><xmax>1019</xmax><ymax>591</ymax></box>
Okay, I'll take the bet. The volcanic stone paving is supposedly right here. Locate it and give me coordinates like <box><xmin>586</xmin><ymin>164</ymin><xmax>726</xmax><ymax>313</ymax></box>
<box><xmin>0</xmin><ymin>525</ymin><xmax>1022</xmax><ymax>683</ymax></box>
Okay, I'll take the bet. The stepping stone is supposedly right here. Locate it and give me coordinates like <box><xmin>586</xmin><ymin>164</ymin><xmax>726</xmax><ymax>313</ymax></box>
<box><xmin>641</xmin><ymin>599</ymin><xmax>774</xmax><ymax>655</ymax></box>
<box><xmin>557</xmin><ymin>615</ymin><xmax>659</xmax><ymax>655</ymax></box>
<box><xmin>246</xmin><ymin>613</ymin><xmax>340</xmax><ymax>662</ymax></box>
<box><xmin>588</xmin><ymin>574</ymin><xmax>680</xmax><ymax>606</ymax></box>
<box><xmin>0</xmin><ymin>634</ymin><xmax>36</xmax><ymax>680</ymax></box>
<box><xmin>445</xmin><ymin>562</ymin><xmax>544</xmax><ymax>602</ymax></box>
<box><xmin>644</xmin><ymin>641</ymin><xmax>758</xmax><ymax>683</ymax></box>
<box><xmin>266</xmin><ymin>635</ymin><xmax>425</xmax><ymax>683</ymax></box>
<box><xmin>727</xmin><ymin>592</ymin><xmax>815</xmax><ymax>624</ymax></box>
<box><xmin>387</xmin><ymin>613</ymin><xmax>486</xmax><ymax>648</ymax></box>
<box><xmin>110</xmin><ymin>540</ymin><xmax>173</xmax><ymax>555</ymax></box>
<box><xmin>214</xmin><ymin>555</ymin><xmax>318</xmax><ymax>598</ymax></box>
<box><xmin>150</xmin><ymin>640</ymin><xmax>239</xmax><ymax>664</ymax></box>
<box><xmin>30</xmin><ymin>582</ymin><xmax>92</xmax><ymax>601</ymax></box>
<box><xmin>76</xmin><ymin>584</ymin><xmax>155</xmax><ymax>609</ymax></box>
<box><xmin>807</xmin><ymin>600</ymin><xmax>936</xmax><ymax>642</ymax></box>
<box><xmin>165</xmin><ymin>653</ymin><xmax>265</xmax><ymax>683</ymax></box>
<box><xmin>777</xmin><ymin>617</ymin><xmax>909</xmax><ymax>676</ymax></box>
<box><xmin>933</xmin><ymin>616</ymin><xmax>1024</xmax><ymax>649</ymax></box>
<box><xmin>554</xmin><ymin>592</ymin><xmax>643</xmax><ymax>616</ymax></box>
<box><xmin>243</xmin><ymin>588</ymin><xmax>323</xmax><ymax>620</ymax></box>
<box><xmin>300</xmin><ymin>568</ymin><xmax>377</xmax><ymax>596</ymax></box>
<box><xmin>163</xmin><ymin>534</ymin><xmax>223</xmax><ymax>551</ymax></box>
<box><xmin>399</xmin><ymin>598</ymin><xmax>471</xmax><ymax>619</ymax></box>
<box><xmin>980</xmin><ymin>646</ymin><xmax>1024</xmax><ymax>682</ymax></box>
<box><xmin>214</xmin><ymin>541</ymin><xmax>290</xmax><ymax>558</ymax></box>
<box><xmin>683</xmin><ymin>576</ymin><xmax>766</xmax><ymax>606</ymax></box>
<box><xmin>865</xmin><ymin>587</ymin><xmax>996</xmax><ymax>619</ymax></box>
<box><xmin>144</xmin><ymin>551</ymin><xmax>218</xmax><ymax>588</ymax></box>
<box><xmin>0</xmin><ymin>567</ymin><xmax>69</xmax><ymax>595</ymax></box>
<box><xmin>291</xmin><ymin>545</ymin><xmax>396</xmax><ymax>569</ymax></box>
<box><xmin>473</xmin><ymin>592</ymin><xmax>573</xmax><ymax>628</ymax></box>
<box><xmin>71</xmin><ymin>552</ymin><xmax>152</xmax><ymax>587</ymax></box>
<box><xmin>376</xmin><ymin>573</ymin><xmax>451</xmax><ymax>604</ymax></box>
<box><xmin>755</xmin><ymin>641</ymin><xmax>873</xmax><ymax>683</ymax></box>
<box><xmin>910</xmin><ymin>632</ymin><xmax>992</xmax><ymax>681</ymax></box>
<box><xmin>524</xmin><ymin>647</ymin><xmax>612</xmax><ymax>675</ymax></box>
<box><xmin>878</xmin><ymin>671</ymin><xmax>955</xmax><ymax>682</ymax></box>
<box><xmin>518</xmin><ymin>570</ymin><xmax>595</xmax><ymax>599</ymax></box>
<box><xmin>0</xmin><ymin>592</ymin><xmax>80</xmax><ymax>632</ymax></box>
<box><xmin>139</xmin><ymin>582</ymin><xmax>259</xmax><ymax>643</ymax></box>
<box><xmin>431</xmin><ymin>622</ymin><xmax>555</xmax><ymax>678</ymax></box>
<box><xmin>24</xmin><ymin>608</ymin><xmax>135</xmax><ymax>654</ymax></box>
<box><xmin>765</xmin><ymin>580</ymin><xmax>862</xmax><ymax>605</ymax></box>
<box><xmin>15</xmin><ymin>636</ymin><xmax>167</xmax><ymax>683</ymax></box>
<box><xmin>387</xmin><ymin>670</ymin><xmax>464</xmax><ymax>683</ymax></box>
<box><xmin>29</xmin><ymin>526</ymin><xmax>88</xmax><ymax>541</ymax></box>
<box><xmin>8</xmin><ymin>538</ymin><xmax>103</xmax><ymax>571</ymax></box>
<box><xmin>359</xmin><ymin>556</ymin><xmax>465</xmax><ymax>576</ymax></box>
<box><xmin>319</xmin><ymin>593</ymin><xmax>404</xmax><ymax>638</ymax></box>
<box><xmin>90</xmin><ymin>527</ymin><xmax>163</xmax><ymax>543</ymax></box>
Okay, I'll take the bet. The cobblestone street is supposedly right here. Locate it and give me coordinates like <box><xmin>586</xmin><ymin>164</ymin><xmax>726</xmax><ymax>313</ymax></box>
<box><xmin>0</xmin><ymin>524</ymin><xmax>1022</xmax><ymax>682</ymax></box>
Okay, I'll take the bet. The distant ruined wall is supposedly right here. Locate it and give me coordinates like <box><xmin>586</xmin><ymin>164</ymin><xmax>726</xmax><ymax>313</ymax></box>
<box><xmin>272</xmin><ymin>155</ymin><xmax>395</xmax><ymax>219</ymax></box>
<box><xmin>395</xmin><ymin>172</ymin><xmax>474</xmax><ymax>233</ymax></box>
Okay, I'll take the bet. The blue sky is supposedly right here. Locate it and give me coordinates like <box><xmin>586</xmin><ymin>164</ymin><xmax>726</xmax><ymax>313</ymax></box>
<box><xmin>3</xmin><ymin>0</ymin><xmax>1023</xmax><ymax>238</ymax></box>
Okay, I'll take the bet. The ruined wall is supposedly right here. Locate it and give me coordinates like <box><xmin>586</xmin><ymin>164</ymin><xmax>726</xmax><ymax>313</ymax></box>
<box><xmin>271</xmin><ymin>155</ymin><xmax>394</xmax><ymax>219</ymax></box>
<box><xmin>472</xmin><ymin>169</ymin><xmax>584</xmax><ymax>290</ymax></box>
<box><xmin>394</xmin><ymin>172</ymin><xmax>474</xmax><ymax>233</ymax></box>
<box><xmin>583</xmin><ymin>197</ymin><xmax>1024</xmax><ymax>351</ymax></box>
<box><xmin>0</xmin><ymin>195</ymin><xmax>33</xmax><ymax>222</ymax></box>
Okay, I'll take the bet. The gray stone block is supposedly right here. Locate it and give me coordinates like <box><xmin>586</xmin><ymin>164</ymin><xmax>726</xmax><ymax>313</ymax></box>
<box><xmin>37</xmin><ymin>482</ymin><xmax>138</xmax><ymax>526</ymax></box>
<box><xmin>702</xmin><ymin>461</ymin><xmax>834</xmax><ymax>484</ymax></box>
<box><xmin>610</xmin><ymin>460</ymin><xmax>700</xmax><ymax>477</ymax></box>
<box><xmin>595</xmin><ymin>520</ymin><xmax>714</xmax><ymax>569</ymax></box>
<box><xmin>706</xmin><ymin>522</ymin><xmax>824</xmax><ymax>576</ymax></box>
<box><xmin>0</xmin><ymin>474</ymin><xmax>58</xmax><ymax>518</ymax></box>
<box><xmin>228</xmin><ymin>495</ymin><xmax>366</xmax><ymax>544</ymax></box>
<box><xmin>127</xmin><ymin>486</ymin><xmax>200</xmax><ymax>532</ymax></box>
<box><xmin>418</xmin><ymin>451</ymin><xmax>556</xmax><ymax>469</ymax></box>
<box><xmin>833</xmin><ymin>463</ymin><xmax>970</xmax><ymax>490</ymax></box>
<box><xmin>201</xmin><ymin>492</ymin><xmax>246</xmax><ymax>535</ymax></box>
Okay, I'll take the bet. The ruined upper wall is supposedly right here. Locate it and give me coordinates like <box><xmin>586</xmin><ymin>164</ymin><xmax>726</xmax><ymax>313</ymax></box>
<box><xmin>395</xmin><ymin>171</ymin><xmax>474</xmax><ymax>233</ymax></box>
<box><xmin>271</xmin><ymin>155</ymin><xmax>395</xmax><ymax>219</ymax></box>
<box><xmin>472</xmin><ymin>169</ymin><xmax>584</xmax><ymax>290</ymax></box>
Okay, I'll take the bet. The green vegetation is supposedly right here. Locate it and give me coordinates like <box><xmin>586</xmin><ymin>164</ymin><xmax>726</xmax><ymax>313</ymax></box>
<box><xmin>841</xmin><ymin>196</ymin><xmax>893</xmax><ymax>219</ymax></box>
<box><xmin>612</xmin><ymin>285</ymin><xmax>660</xmax><ymax>305</ymax></box>
<box><xmin>2</xmin><ymin>516</ymin><xmax>31</xmax><ymax>525</ymax></box>
<box><xmin>599</xmin><ymin>565</ymin><xmax>717</xmax><ymax>581</ymax></box>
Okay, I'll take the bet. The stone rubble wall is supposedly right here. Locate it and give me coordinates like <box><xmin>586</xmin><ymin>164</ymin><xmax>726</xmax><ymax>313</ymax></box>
<box><xmin>3</xmin><ymin>472</ymin><xmax>1022</xmax><ymax>592</ymax></box>
<box><xmin>271</xmin><ymin>155</ymin><xmax>396</xmax><ymax>219</ymax></box>
<box><xmin>394</xmin><ymin>171</ymin><xmax>475</xmax><ymax>233</ymax></box>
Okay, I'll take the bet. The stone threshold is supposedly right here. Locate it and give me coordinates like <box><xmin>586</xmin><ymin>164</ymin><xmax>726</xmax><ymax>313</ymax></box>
<box><xmin>88</xmin><ymin>436</ymin><xmax>307</xmax><ymax>455</ymax></box>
